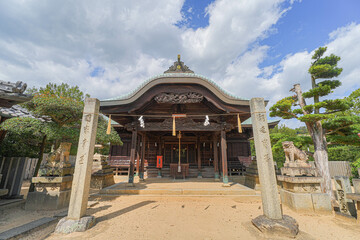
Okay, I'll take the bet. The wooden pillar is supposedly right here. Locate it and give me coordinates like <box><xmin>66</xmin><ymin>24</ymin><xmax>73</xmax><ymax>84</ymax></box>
<box><xmin>135</xmin><ymin>152</ymin><xmax>140</xmax><ymax>176</ymax></box>
<box><xmin>128</xmin><ymin>129</ymin><xmax>137</xmax><ymax>184</ymax></box>
<box><xmin>221</xmin><ymin>130</ymin><xmax>229</xmax><ymax>186</ymax></box>
<box><xmin>140</xmin><ymin>133</ymin><xmax>146</xmax><ymax>180</ymax></box>
<box><xmin>158</xmin><ymin>137</ymin><xmax>162</xmax><ymax>178</ymax></box>
<box><xmin>135</xmin><ymin>138</ymin><xmax>140</xmax><ymax>176</ymax></box>
<box><xmin>213</xmin><ymin>134</ymin><xmax>220</xmax><ymax>181</ymax></box>
<box><xmin>197</xmin><ymin>136</ymin><xmax>202</xmax><ymax>178</ymax></box>
<box><xmin>171</xmin><ymin>144</ymin><xmax>173</xmax><ymax>163</ymax></box>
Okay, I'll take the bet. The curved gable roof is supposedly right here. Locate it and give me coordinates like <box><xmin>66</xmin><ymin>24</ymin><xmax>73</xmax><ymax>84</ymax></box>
<box><xmin>100</xmin><ymin>72</ymin><xmax>249</xmax><ymax>107</ymax></box>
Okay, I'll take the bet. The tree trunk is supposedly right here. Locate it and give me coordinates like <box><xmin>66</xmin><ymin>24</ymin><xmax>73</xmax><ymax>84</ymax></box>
<box><xmin>309</xmin><ymin>123</ymin><xmax>334</xmax><ymax>201</ymax></box>
<box><xmin>312</xmin><ymin>75</ymin><xmax>320</xmax><ymax>114</ymax></box>
<box><xmin>293</xmin><ymin>84</ymin><xmax>334</xmax><ymax>202</ymax></box>
<box><xmin>29</xmin><ymin>135</ymin><xmax>47</xmax><ymax>192</ymax></box>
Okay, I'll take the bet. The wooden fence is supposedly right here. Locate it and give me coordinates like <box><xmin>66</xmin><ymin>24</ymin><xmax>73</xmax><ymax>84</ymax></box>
<box><xmin>310</xmin><ymin>161</ymin><xmax>352</xmax><ymax>178</ymax></box>
<box><xmin>23</xmin><ymin>154</ymin><xmax>77</xmax><ymax>180</ymax></box>
<box><xmin>23</xmin><ymin>158</ymin><xmax>38</xmax><ymax>180</ymax></box>
<box><xmin>0</xmin><ymin>157</ymin><xmax>29</xmax><ymax>198</ymax></box>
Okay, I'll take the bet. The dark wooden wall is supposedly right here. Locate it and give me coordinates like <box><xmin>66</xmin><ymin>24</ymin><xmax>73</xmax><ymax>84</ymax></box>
<box><xmin>110</xmin><ymin>129</ymin><xmax>252</xmax><ymax>167</ymax></box>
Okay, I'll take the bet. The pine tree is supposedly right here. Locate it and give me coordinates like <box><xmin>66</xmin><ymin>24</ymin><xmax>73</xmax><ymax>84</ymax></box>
<box><xmin>270</xmin><ymin>47</ymin><xmax>351</xmax><ymax>202</ymax></box>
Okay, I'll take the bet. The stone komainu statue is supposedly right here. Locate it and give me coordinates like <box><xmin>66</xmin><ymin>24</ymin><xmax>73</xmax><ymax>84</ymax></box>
<box><xmin>282</xmin><ymin>141</ymin><xmax>308</xmax><ymax>163</ymax></box>
<box><xmin>39</xmin><ymin>142</ymin><xmax>73</xmax><ymax>176</ymax></box>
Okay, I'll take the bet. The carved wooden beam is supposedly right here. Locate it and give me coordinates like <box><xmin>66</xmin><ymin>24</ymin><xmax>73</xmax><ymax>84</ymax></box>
<box><xmin>154</xmin><ymin>92</ymin><xmax>203</xmax><ymax>104</ymax></box>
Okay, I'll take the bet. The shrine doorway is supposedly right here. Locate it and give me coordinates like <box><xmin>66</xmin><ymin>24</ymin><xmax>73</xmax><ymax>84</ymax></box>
<box><xmin>164</xmin><ymin>143</ymin><xmax>196</xmax><ymax>166</ymax></box>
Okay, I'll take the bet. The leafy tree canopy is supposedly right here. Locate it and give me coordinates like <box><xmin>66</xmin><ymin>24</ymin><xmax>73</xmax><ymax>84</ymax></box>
<box><xmin>24</xmin><ymin>83</ymin><xmax>88</xmax><ymax>127</ymax></box>
<box><xmin>323</xmin><ymin>88</ymin><xmax>360</xmax><ymax>146</ymax></box>
<box><xmin>0</xmin><ymin>83</ymin><xmax>122</xmax><ymax>157</ymax></box>
<box><xmin>270</xmin><ymin>47</ymin><xmax>348</xmax><ymax>124</ymax></box>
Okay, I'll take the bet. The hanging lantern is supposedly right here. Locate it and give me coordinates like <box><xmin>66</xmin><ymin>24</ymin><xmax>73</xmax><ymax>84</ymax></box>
<box><xmin>237</xmin><ymin>114</ymin><xmax>242</xmax><ymax>133</ymax></box>
<box><xmin>106</xmin><ymin>115</ymin><xmax>112</xmax><ymax>135</ymax></box>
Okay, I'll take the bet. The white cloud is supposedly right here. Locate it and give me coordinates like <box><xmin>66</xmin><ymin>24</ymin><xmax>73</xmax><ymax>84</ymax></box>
<box><xmin>220</xmin><ymin>22</ymin><xmax>360</xmax><ymax>128</ymax></box>
<box><xmin>0</xmin><ymin>0</ymin><xmax>184</xmax><ymax>98</ymax></box>
<box><xmin>182</xmin><ymin>0</ymin><xmax>287</xmax><ymax>75</ymax></box>
<box><xmin>0</xmin><ymin>0</ymin><xmax>288</xmax><ymax>99</ymax></box>
<box><xmin>0</xmin><ymin>0</ymin><xmax>359</xmax><ymax>130</ymax></box>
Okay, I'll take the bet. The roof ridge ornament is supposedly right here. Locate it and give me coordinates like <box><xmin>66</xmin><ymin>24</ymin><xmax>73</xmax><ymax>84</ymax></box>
<box><xmin>164</xmin><ymin>54</ymin><xmax>194</xmax><ymax>73</ymax></box>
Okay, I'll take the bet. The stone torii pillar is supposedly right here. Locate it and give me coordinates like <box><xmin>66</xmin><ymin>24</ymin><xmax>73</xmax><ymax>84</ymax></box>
<box><xmin>250</xmin><ymin>98</ymin><xmax>299</xmax><ymax>238</ymax></box>
<box><xmin>55</xmin><ymin>98</ymin><xmax>100</xmax><ymax>233</ymax></box>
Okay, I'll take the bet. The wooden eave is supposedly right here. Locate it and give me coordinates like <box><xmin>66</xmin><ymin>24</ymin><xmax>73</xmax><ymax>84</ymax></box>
<box><xmin>100</xmin><ymin>76</ymin><xmax>251</xmax><ymax>107</ymax></box>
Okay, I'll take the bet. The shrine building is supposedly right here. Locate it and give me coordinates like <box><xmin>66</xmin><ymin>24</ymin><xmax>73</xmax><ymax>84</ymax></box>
<box><xmin>100</xmin><ymin>56</ymin><xmax>278</xmax><ymax>183</ymax></box>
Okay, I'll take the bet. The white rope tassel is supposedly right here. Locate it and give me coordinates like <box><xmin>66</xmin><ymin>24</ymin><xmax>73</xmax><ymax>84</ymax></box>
<box><xmin>138</xmin><ymin>116</ymin><xmax>145</xmax><ymax>128</ymax></box>
<box><xmin>204</xmin><ymin>115</ymin><xmax>210</xmax><ymax>126</ymax></box>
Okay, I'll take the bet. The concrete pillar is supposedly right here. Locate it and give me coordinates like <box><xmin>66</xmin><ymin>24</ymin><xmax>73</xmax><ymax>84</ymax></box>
<box><xmin>221</xmin><ymin>130</ymin><xmax>229</xmax><ymax>186</ymax></box>
<box><xmin>55</xmin><ymin>98</ymin><xmax>99</xmax><ymax>234</ymax></box>
<box><xmin>250</xmin><ymin>98</ymin><xmax>282</xmax><ymax>219</ymax></box>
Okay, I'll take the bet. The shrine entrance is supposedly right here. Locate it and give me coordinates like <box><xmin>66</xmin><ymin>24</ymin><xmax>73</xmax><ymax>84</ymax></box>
<box><xmin>100</xmin><ymin>56</ymin><xmax>257</xmax><ymax>184</ymax></box>
<box><xmin>164</xmin><ymin>143</ymin><xmax>196</xmax><ymax>166</ymax></box>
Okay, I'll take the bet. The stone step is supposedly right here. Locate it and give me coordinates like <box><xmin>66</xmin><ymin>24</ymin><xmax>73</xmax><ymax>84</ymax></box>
<box><xmin>99</xmin><ymin>187</ymin><xmax>256</xmax><ymax>196</ymax></box>
<box><xmin>93</xmin><ymin>193</ymin><xmax>261</xmax><ymax>202</ymax></box>
<box><xmin>146</xmin><ymin>167</ymin><xmax>216</xmax><ymax>178</ymax></box>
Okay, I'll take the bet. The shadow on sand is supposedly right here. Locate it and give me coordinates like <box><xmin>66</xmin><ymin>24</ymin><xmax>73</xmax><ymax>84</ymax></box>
<box><xmin>95</xmin><ymin>200</ymin><xmax>156</xmax><ymax>223</ymax></box>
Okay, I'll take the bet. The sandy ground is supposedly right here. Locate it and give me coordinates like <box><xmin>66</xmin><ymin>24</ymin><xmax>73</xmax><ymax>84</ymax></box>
<box><xmin>45</xmin><ymin>195</ymin><xmax>360</xmax><ymax>240</ymax></box>
<box><xmin>2</xmin><ymin>177</ymin><xmax>360</xmax><ymax>240</ymax></box>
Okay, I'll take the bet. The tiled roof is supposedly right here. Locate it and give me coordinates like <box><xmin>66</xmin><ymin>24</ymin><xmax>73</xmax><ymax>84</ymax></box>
<box><xmin>0</xmin><ymin>105</ymin><xmax>48</xmax><ymax>121</ymax></box>
<box><xmin>0</xmin><ymin>80</ymin><xmax>32</xmax><ymax>107</ymax></box>
<box><xmin>104</xmin><ymin>72</ymin><xmax>247</xmax><ymax>102</ymax></box>
<box><xmin>241</xmin><ymin>117</ymin><xmax>280</xmax><ymax>126</ymax></box>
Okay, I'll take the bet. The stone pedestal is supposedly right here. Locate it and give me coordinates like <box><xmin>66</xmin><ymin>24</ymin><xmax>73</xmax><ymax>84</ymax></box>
<box><xmin>281</xmin><ymin>161</ymin><xmax>318</xmax><ymax>177</ymax></box>
<box><xmin>252</xmin><ymin>215</ymin><xmax>299</xmax><ymax>238</ymax></box>
<box><xmin>244</xmin><ymin>160</ymin><xmax>261</xmax><ymax>190</ymax></box>
<box><xmin>157</xmin><ymin>169</ymin><xmax>162</xmax><ymax>178</ymax></box>
<box><xmin>25</xmin><ymin>176</ymin><xmax>73</xmax><ymax>210</ymax></box>
<box><xmin>90</xmin><ymin>153</ymin><xmax>115</xmax><ymax>189</ymax></box>
<box><xmin>55</xmin><ymin>216</ymin><xmax>96</xmax><ymax>234</ymax></box>
<box><xmin>277</xmin><ymin>175</ymin><xmax>332</xmax><ymax>213</ymax></box>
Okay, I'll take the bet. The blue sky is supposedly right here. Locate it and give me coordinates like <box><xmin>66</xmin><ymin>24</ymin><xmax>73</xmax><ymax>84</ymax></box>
<box><xmin>260</xmin><ymin>0</ymin><xmax>360</xmax><ymax>67</ymax></box>
<box><xmin>180</xmin><ymin>0</ymin><xmax>360</xmax><ymax>68</ymax></box>
<box><xmin>0</xmin><ymin>0</ymin><xmax>360</xmax><ymax>128</ymax></box>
